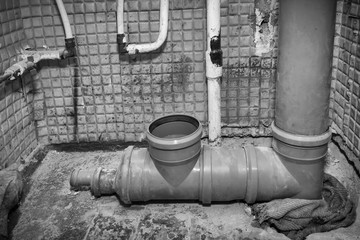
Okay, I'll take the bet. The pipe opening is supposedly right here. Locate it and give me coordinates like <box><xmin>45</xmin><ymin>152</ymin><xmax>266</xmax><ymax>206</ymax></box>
<box><xmin>148</xmin><ymin>114</ymin><xmax>199</xmax><ymax>139</ymax></box>
<box><xmin>146</xmin><ymin>114</ymin><xmax>203</xmax><ymax>186</ymax></box>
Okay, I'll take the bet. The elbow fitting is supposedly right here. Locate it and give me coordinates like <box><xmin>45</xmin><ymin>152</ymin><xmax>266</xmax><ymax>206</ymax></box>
<box><xmin>62</xmin><ymin>37</ymin><xmax>76</xmax><ymax>58</ymax></box>
<box><xmin>271</xmin><ymin>123</ymin><xmax>332</xmax><ymax>199</ymax></box>
<box><xmin>117</xmin><ymin>34</ymin><xmax>128</xmax><ymax>54</ymax></box>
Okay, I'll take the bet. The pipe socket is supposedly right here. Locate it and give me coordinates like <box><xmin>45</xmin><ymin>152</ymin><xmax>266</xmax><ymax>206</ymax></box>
<box><xmin>146</xmin><ymin>114</ymin><xmax>203</xmax><ymax>186</ymax></box>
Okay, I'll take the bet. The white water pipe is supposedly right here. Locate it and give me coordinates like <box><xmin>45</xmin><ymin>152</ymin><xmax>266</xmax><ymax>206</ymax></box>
<box><xmin>117</xmin><ymin>0</ymin><xmax>126</xmax><ymax>42</ymax></box>
<box><xmin>55</xmin><ymin>0</ymin><xmax>73</xmax><ymax>39</ymax></box>
<box><xmin>117</xmin><ymin>0</ymin><xmax>169</xmax><ymax>54</ymax></box>
<box><xmin>206</xmin><ymin>0</ymin><xmax>222</xmax><ymax>144</ymax></box>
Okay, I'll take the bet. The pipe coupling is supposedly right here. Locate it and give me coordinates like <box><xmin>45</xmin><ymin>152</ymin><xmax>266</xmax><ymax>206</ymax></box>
<box><xmin>271</xmin><ymin>122</ymin><xmax>331</xmax><ymax>161</ymax></box>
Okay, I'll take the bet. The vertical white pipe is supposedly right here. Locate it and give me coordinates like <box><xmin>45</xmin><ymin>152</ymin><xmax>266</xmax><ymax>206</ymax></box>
<box><xmin>206</xmin><ymin>0</ymin><xmax>222</xmax><ymax>144</ymax></box>
<box><xmin>55</xmin><ymin>0</ymin><xmax>73</xmax><ymax>39</ymax></box>
<box><xmin>117</xmin><ymin>0</ymin><xmax>126</xmax><ymax>42</ymax></box>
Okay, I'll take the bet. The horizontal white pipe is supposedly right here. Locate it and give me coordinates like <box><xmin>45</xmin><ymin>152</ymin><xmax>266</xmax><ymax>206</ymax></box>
<box><xmin>55</xmin><ymin>0</ymin><xmax>73</xmax><ymax>39</ymax></box>
<box><xmin>125</xmin><ymin>0</ymin><xmax>169</xmax><ymax>54</ymax></box>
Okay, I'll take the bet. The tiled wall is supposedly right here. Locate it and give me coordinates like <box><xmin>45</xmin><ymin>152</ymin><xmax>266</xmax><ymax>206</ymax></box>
<box><xmin>330</xmin><ymin>0</ymin><xmax>360</xmax><ymax>158</ymax></box>
<box><xmin>19</xmin><ymin>0</ymin><xmax>278</xmax><ymax>144</ymax></box>
<box><xmin>0</xmin><ymin>0</ymin><xmax>37</xmax><ymax>168</ymax></box>
<box><xmin>3</xmin><ymin>0</ymin><xmax>360</xmax><ymax>167</ymax></box>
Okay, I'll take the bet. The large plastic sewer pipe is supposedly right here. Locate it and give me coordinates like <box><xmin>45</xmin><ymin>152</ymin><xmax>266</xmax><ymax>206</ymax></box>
<box><xmin>70</xmin><ymin>0</ymin><xmax>337</xmax><ymax>204</ymax></box>
<box><xmin>271</xmin><ymin>0</ymin><xmax>336</xmax><ymax>199</ymax></box>
<box><xmin>70</xmin><ymin>114</ymin><xmax>301</xmax><ymax>204</ymax></box>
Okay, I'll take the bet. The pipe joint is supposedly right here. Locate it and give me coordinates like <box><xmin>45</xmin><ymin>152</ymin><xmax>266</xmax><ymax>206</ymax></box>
<box><xmin>62</xmin><ymin>37</ymin><xmax>76</xmax><ymax>58</ymax></box>
<box><xmin>115</xmin><ymin>146</ymin><xmax>134</xmax><ymax>204</ymax></box>
<box><xmin>117</xmin><ymin>33</ymin><xmax>128</xmax><ymax>54</ymax></box>
<box><xmin>271</xmin><ymin>122</ymin><xmax>331</xmax><ymax>161</ymax></box>
<box><xmin>244</xmin><ymin>146</ymin><xmax>259</xmax><ymax>203</ymax></box>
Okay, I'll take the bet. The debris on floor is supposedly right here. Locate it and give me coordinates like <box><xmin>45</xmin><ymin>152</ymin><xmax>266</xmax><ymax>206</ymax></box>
<box><xmin>251</xmin><ymin>173</ymin><xmax>358</xmax><ymax>240</ymax></box>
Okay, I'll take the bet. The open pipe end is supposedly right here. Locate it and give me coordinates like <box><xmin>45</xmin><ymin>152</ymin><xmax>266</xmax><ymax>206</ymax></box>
<box><xmin>146</xmin><ymin>114</ymin><xmax>203</xmax><ymax>186</ymax></box>
<box><xmin>69</xmin><ymin>168</ymin><xmax>92</xmax><ymax>191</ymax></box>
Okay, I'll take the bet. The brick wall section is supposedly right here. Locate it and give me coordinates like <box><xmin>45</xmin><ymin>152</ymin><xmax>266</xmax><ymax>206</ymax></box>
<box><xmin>0</xmin><ymin>0</ymin><xmax>37</xmax><ymax>167</ymax></box>
<box><xmin>330</xmin><ymin>0</ymin><xmax>360</xmax><ymax>158</ymax></box>
<box><xmin>19</xmin><ymin>0</ymin><xmax>278</xmax><ymax>144</ymax></box>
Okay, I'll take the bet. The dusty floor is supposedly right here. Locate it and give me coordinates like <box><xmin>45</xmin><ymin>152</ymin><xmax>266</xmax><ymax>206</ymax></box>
<box><xmin>9</xmin><ymin>138</ymin><xmax>360</xmax><ymax>240</ymax></box>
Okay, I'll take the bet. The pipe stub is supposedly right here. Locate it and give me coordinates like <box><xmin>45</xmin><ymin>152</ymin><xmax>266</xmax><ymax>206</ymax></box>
<box><xmin>146</xmin><ymin>114</ymin><xmax>203</xmax><ymax>164</ymax></box>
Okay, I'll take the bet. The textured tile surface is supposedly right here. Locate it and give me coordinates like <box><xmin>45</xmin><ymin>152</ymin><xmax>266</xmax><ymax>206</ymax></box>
<box><xmin>330</xmin><ymin>0</ymin><xmax>360</xmax><ymax>159</ymax></box>
<box><xmin>18</xmin><ymin>0</ymin><xmax>278</xmax><ymax>144</ymax></box>
<box><xmin>0</xmin><ymin>0</ymin><xmax>37</xmax><ymax>167</ymax></box>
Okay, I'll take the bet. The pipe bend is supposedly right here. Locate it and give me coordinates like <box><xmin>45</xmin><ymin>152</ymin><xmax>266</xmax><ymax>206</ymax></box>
<box><xmin>125</xmin><ymin>0</ymin><xmax>169</xmax><ymax>54</ymax></box>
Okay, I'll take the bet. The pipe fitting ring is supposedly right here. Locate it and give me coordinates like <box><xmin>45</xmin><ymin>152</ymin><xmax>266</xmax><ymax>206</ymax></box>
<box><xmin>271</xmin><ymin>122</ymin><xmax>331</xmax><ymax>147</ymax></box>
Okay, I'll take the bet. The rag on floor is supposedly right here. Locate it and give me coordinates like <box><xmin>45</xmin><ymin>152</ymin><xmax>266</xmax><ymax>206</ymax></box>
<box><xmin>0</xmin><ymin>167</ymin><xmax>23</xmax><ymax>239</ymax></box>
<box><xmin>251</xmin><ymin>173</ymin><xmax>357</xmax><ymax>240</ymax></box>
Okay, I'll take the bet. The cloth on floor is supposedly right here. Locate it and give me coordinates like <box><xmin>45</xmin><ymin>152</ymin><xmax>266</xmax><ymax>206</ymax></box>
<box><xmin>0</xmin><ymin>167</ymin><xmax>23</xmax><ymax>239</ymax></box>
<box><xmin>251</xmin><ymin>173</ymin><xmax>357</xmax><ymax>240</ymax></box>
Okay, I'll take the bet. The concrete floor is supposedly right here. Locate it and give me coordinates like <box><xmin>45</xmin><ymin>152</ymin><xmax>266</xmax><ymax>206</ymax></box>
<box><xmin>9</xmin><ymin>138</ymin><xmax>360</xmax><ymax>240</ymax></box>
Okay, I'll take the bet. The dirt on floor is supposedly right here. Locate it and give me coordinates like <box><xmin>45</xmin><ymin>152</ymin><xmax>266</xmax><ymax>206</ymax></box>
<box><xmin>8</xmin><ymin>138</ymin><xmax>360</xmax><ymax>240</ymax></box>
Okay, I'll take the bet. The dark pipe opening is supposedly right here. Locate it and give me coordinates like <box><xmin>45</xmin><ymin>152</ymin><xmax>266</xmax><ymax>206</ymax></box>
<box><xmin>148</xmin><ymin>114</ymin><xmax>199</xmax><ymax>139</ymax></box>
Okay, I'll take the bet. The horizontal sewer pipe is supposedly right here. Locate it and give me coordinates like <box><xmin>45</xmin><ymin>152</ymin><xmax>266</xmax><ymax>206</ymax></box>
<box><xmin>70</xmin><ymin>0</ymin><xmax>336</xmax><ymax>204</ymax></box>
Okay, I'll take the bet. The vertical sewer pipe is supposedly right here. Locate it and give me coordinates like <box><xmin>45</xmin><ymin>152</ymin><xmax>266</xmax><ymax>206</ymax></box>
<box><xmin>69</xmin><ymin>0</ymin><xmax>337</xmax><ymax>204</ymax></box>
<box><xmin>272</xmin><ymin>0</ymin><xmax>337</xmax><ymax>199</ymax></box>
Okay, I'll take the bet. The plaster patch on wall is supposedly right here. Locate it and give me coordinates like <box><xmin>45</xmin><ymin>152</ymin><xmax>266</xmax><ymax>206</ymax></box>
<box><xmin>252</xmin><ymin>0</ymin><xmax>278</xmax><ymax>56</ymax></box>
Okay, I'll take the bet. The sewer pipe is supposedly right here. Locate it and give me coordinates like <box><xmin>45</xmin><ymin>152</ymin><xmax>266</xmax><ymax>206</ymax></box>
<box><xmin>70</xmin><ymin>0</ymin><xmax>337</xmax><ymax>204</ymax></box>
<box><xmin>70</xmin><ymin>114</ymin><xmax>301</xmax><ymax>204</ymax></box>
<box><xmin>272</xmin><ymin>0</ymin><xmax>336</xmax><ymax>199</ymax></box>
<box><xmin>206</xmin><ymin>0</ymin><xmax>222</xmax><ymax>145</ymax></box>
<box><xmin>117</xmin><ymin>0</ymin><xmax>169</xmax><ymax>54</ymax></box>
